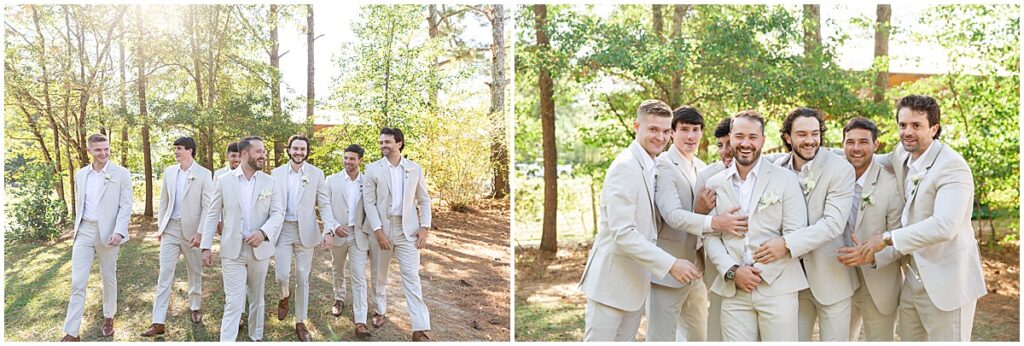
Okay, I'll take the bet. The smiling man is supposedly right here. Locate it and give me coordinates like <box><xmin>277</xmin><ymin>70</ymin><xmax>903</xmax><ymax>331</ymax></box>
<box><xmin>855</xmin><ymin>95</ymin><xmax>986</xmax><ymax>341</ymax></box>
<box><xmin>61</xmin><ymin>134</ymin><xmax>132</xmax><ymax>341</ymax></box>
<box><xmin>579</xmin><ymin>100</ymin><xmax>701</xmax><ymax>341</ymax></box>
<box><xmin>758</xmin><ymin>107</ymin><xmax>857</xmax><ymax>341</ymax></box>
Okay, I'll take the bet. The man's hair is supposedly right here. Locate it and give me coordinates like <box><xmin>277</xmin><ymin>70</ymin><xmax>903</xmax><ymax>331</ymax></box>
<box><xmin>345</xmin><ymin>144</ymin><xmax>365</xmax><ymax>159</ymax></box>
<box><xmin>636</xmin><ymin>99</ymin><xmax>673</xmax><ymax>120</ymax></box>
<box><xmin>730</xmin><ymin>110</ymin><xmax>766</xmax><ymax>133</ymax></box>
<box><xmin>843</xmin><ymin>117</ymin><xmax>879</xmax><ymax>141</ymax></box>
<box><xmin>671</xmin><ymin>105</ymin><xmax>704</xmax><ymax>131</ymax></box>
<box><xmin>780</xmin><ymin>107</ymin><xmax>827</xmax><ymax>151</ymax></box>
<box><xmin>173</xmin><ymin>136</ymin><xmax>198</xmax><ymax>158</ymax></box>
<box><xmin>226</xmin><ymin>142</ymin><xmax>239</xmax><ymax>154</ymax></box>
<box><xmin>380</xmin><ymin>127</ymin><xmax>405</xmax><ymax>151</ymax></box>
<box><xmin>87</xmin><ymin>134</ymin><xmax>108</xmax><ymax>146</ymax></box>
<box><xmin>238</xmin><ymin>136</ymin><xmax>263</xmax><ymax>153</ymax></box>
<box><xmin>288</xmin><ymin>135</ymin><xmax>311</xmax><ymax>150</ymax></box>
<box><xmin>714</xmin><ymin>117</ymin><xmax>732</xmax><ymax>138</ymax></box>
<box><xmin>896</xmin><ymin>94</ymin><xmax>942</xmax><ymax>139</ymax></box>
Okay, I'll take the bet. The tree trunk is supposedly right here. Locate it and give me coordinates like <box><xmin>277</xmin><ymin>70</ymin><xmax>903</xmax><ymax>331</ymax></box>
<box><xmin>803</xmin><ymin>5</ymin><xmax>821</xmax><ymax>56</ymax></box>
<box><xmin>535</xmin><ymin>5</ymin><xmax>558</xmax><ymax>253</ymax></box>
<box><xmin>427</xmin><ymin>5</ymin><xmax>441</xmax><ymax>113</ymax></box>
<box><xmin>669</xmin><ymin>5</ymin><xmax>687</xmax><ymax>108</ymax></box>
<box><xmin>488</xmin><ymin>5</ymin><xmax>509</xmax><ymax>199</ymax></box>
<box><xmin>32</xmin><ymin>5</ymin><xmax>66</xmax><ymax>205</ymax></box>
<box><xmin>118</xmin><ymin>17</ymin><xmax>129</xmax><ymax>167</ymax></box>
<box><xmin>652</xmin><ymin>5</ymin><xmax>664</xmax><ymax>42</ymax></box>
<box><xmin>873</xmin><ymin>4</ymin><xmax>892</xmax><ymax>103</ymax></box>
<box><xmin>306</xmin><ymin>4</ymin><xmax>315</xmax><ymax>129</ymax></box>
<box><xmin>270</xmin><ymin>4</ymin><xmax>284</xmax><ymax>166</ymax></box>
<box><xmin>136</xmin><ymin>5</ymin><xmax>153</xmax><ymax>217</ymax></box>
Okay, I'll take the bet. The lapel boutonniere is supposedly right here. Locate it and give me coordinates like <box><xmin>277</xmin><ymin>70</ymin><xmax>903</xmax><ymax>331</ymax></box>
<box><xmin>758</xmin><ymin>191</ymin><xmax>781</xmax><ymax>210</ymax></box>
<box><xmin>860</xmin><ymin>192</ymin><xmax>875</xmax><ymax>210</ymax></box>
<box><xmin>188</xmin><ymin>174</ymin><xmax>196</xmax><ymax>183</ymax></box>
<box><xmin>301</xmin><ymin>175</ymin><xmax>309</xmax><ymax>187</ymax></box>
<box><xmin>404</xmin><ymin>166</ymin><xmax>412</xmax><ymax>180</ymax></box>
<box><xmin>104</xmin><ymin>173</ymin><xmax>114</xmax><ymax>185</ymax></box>
<box><xmin>909</xmin><ymin>172</ymin><xmax>925</xmax><ymax>196</ymax></box>
<box><xmin>258</xmin><ymin>188</ymin><xmax>272</xmax><ymax>201</ymax></box>
<box><xmin>801</xmin><ymin>174</ymin><xmax>816</xmax><ymax>196</ymax></box>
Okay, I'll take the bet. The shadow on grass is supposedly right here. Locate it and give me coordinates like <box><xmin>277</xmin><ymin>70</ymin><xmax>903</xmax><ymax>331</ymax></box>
<box><xmin>514</xmin><ymin>298</ymin><xmax>584</xmax><ymax>341</ymax></box>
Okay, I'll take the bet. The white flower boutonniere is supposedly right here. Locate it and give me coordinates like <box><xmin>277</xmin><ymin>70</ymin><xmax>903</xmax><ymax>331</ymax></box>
<box><xmin>301</xmin><ymin>175</ymin><xmax>309</xmax><ymax>187</ymax></box>
<box><xmin>188</xmin><ymin>174</ymin><xmax>196</xmax><ymax>183</ymax></box>
<box><xmin>909</xmin><ymin>172</ymin><xmax>925</xmax><ymax>196</ymax></box>
<box><xmin>104</xmin><ymin>173</ymin><xmax>114</xmax><ymax>184</ymax></box>
<box><xmin>258</xmin><ymin>189</ymin><xmax>272</xmax><ymax>201</ymax></box>
<box><xmin>801</xmin><ymin>175</ymin><xmax>816</xmax><ymax>196</ymax></box>
<box><xmin>861</xmin><ymin>192</ymin><xmax>875</xmax><ymax>210</ymax></box>
<box><xmin>758</xmin><ymin>191</ymin><xmax>781</xmax><ymax>210</ymax></box>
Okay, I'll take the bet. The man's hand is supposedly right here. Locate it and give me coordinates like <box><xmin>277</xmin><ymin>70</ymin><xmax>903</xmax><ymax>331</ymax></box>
<box><xmin>321</xmin><ymin>233</ymin><xmax>335</xmax><ymax>248</ymax></box>
<box><xmin>856</xmin><ymin>233</ymin><xmax>888</xmax><ymax>264</ymax></box>
<box><xmin>669</xmin><ymin>259</ymin><xmax>701</xmax><ymax>284</ymax></box>
<box><xmin>335</xmin><ymin>225</ymin><xmax>351</xmax><ymax>238</ymax></box>
<box><xmin>734</xmin><ymin>266</ymin><xmax>762</xmax><ymax>292</ymax></box>
<box><xmin>244</xmin><ymin>231</ymin><xmax>264</xmax><ymax>248</ymax></box>
<box><xmin>375</xmin><ymin>229</ymin><xmax>392</xmax><ymax>250</ymax></box>
<box><xmin>415</xmin><ymin>227</ymin><xmax>429</xmax><ymax>249</ymax></box>
<box><xmin>107</xmin><ymin>233</ymin><xmax>124</xmax><ymax>246</ymax></box>
<box><xmin>711</xmin><ymin>207</ymin><xmax>747</xmax><ymax>237</ymax></box>
<box><xmin>754</xmin><ymin>237</ymin><xmax>788</xmax><ymax>264</ymax></box>
<box><xmin>694</xmin><ymin>187</ymin><xmax>717</xmax><ymax>215</ymax></box>
<box><xmin>837</xmin><ymin>235</ymin><xmax>875</xmax><ymax>266</ymax></box>
<box><xmin>216</xmin><ymin>222</ymin><xmax>224</xmax><ymax>236</ymax></box>
<box><xmin>189</xmin><ymin>233</ymin><xmax>202</xmax><ymax>248</ymax></box>
<box><xmin>202</xmin><ymin>249</ymin><xmax>213</xmax><ymax>267</ymax></box>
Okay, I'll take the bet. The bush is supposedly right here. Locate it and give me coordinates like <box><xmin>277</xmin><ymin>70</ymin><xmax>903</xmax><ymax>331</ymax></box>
<box><xmin>7</xmin><ymin>162</ymin><xmax>69</xmax><ymax>242</ymax></box>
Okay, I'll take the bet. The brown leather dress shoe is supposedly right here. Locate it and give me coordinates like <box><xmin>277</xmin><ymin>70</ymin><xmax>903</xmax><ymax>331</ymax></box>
<box><xmin>412</xmin><ymin>331</ymin><xmax>431</xmax><ymax>341</ymax></box>
<box><xmin>331</xmin><ymin>299</ymin><xmax>345</xmax><ymax>317</ymax></box>
<box><xmin>371</xmin><ymin>313</ymin><xmax>387</xmax><ymax>328</ymax></box>
<box><xmin>101</xmin><ymin>317</ymin><xmax>115</xmax><ymax>337</ymax></box>
<box><xmin>191</xmin><ymin>310</ymin><xmax>202</xmax><ymax>323</ymax></box>
<box><xmin>277</xmin><ymin>295</ymin><xmax>290</xmax><ymax>321</ymax></box>
<box><xmin>295</xmin><ymin>322</ymin><xmax>312</xmax><ymax>341</ymax></box>
<box><xmin>354</xmin><ymin>323</ymin><xmax>372</xmax><ymax>338</ymax></box>
<box><xmin>61</xmin><ymin>334</ymin><xmax>81</xmax><ymax>342</ymax></box>
<box><xmin>140</xmin><ymin>323</ymin><xmax>165</xmax><ymax>337</ymax></box>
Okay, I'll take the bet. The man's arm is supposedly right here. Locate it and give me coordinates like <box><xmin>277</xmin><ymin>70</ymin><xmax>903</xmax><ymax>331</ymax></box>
<box><xmin>315</xmin><ymin>172</ymin><xmax>338</xmax><ymax>236</ymax></box>
<box><xmin>114</xmin><ymin>168</ymin><xmax>133</xmax><ymax>243</ymax></box>
<box><xmin>604</xmin><ymin>165</ymin><xmax>676</xmax><ymax>280</ymax></box>
<box><xmin>201</xmin><ymin>179</ymin><xmax>223</xmax><ymax>250</ymax></box>
<box><xmin>259</xmin><ymin>180</ymin><xmax>286</xmax><ymax>245</ymax></box>
<box><xmin>782</xmin><ymin>165</ymin><xmax>856</xmax><ymax>258</ymax></box>
<box><xmin>655</xmin><ymin>160</ymin><xmax>710</xmax><ymax>237</ymax></box>
<box><xmin>157</xmin><ymin>170</ymin><xmax>169</xmax><ymax>225</ymax></box>
<box><xmin>362</xmin><ymin>168</ymin><xmax>384</xmax><ymax>232</ymax></box>
<box><xmin>890</xmin><ymin>164</ymin><xmax>973</xmax><ymax>253</ymax></box>
<box><xmin>415</xmin><ymin>167</ymin><xmax>432</xmax><ymax>228</ymax></box>
<box><xmin>872</xmin><ymin>188</ymin><xmax>905</xmax><ymax>268</ymax></box>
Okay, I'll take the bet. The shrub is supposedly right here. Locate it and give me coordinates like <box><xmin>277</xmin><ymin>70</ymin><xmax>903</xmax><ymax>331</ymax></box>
<box><xmin>7</xmin><ymin>162</ymin><xmax>69</xmax><ymax>242</ymax></box>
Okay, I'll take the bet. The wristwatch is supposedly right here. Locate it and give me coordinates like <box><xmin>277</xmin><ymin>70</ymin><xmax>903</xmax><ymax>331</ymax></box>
<box><xmin>883</xmin><ymin>231</ymin><xmax>893</xmax><ymax>246</ymax></box>
<box><xmin>724</xmin><ymin>265</ymin><xmax>739</xmax><ymax>281</ymax></box>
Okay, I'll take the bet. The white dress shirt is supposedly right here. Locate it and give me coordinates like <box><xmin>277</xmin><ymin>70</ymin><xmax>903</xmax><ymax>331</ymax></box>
<box><xmin>236</xmin><ymin>169</ymin><xmax>257</xmax><ymax>237</ymax></box>
<box><xmin>170</xmin><ymin>162</ymin><xmax>195</xmax><ymax>220</ymax></box>
<box><xmin>83</xmin><ymin>162</ymin><xmax>109</xmax><ymax>221</ymax></box>
<box><xmin>726</xmin><ymin>158</ymin><xmax>762</xmax><ymax>266</ymax></box>
<box><xmin>844</xmin><ymin>163</ymin><xmax>871</xmax><ymax>246</ymax></box>
<box><xmin>345</xmin><ymin>172</ymin><xmax>361</xmax><ymax>227</ymax></box>
<box><xmin>284</xmin><ymin>162</ymin><xmax>306</xmax><ymax>222</ymax></box>
<box><xmin>787</xmin><ymin>155</ymin><xmax>814</xmax><ymax>181</ymax></box>
<box><xmin>388</xmin><ymin>159</ymin><xmax>405</xmax><ymax>217</ymax></box>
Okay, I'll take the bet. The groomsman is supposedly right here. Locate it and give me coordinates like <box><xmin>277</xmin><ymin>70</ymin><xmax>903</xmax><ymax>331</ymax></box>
<box><xmin>856</xmin><ymin>95</ymin><xmax>986</xmax><ymax>341</ymax></box>
<box><xmin>201</xmin><ymin>136</ymin><xmax>284</xmax><ymax>342</ymax></box>
<box><xmin>142</xmin><ymin>137</ymin><xmax>214</xmax><ymax>337</ymax></box>
<box><xmin>704</xmin><ymin>111</ymin><xmax>808</xmax><ymax>341</ymax></box>
<box><xmin>271</xmin><ymin>135</ymin><xmax>335</xmax><ymax>341</ymax></box>
<box><xmin>650</xmin><ymin>106</ymin><xmax>746</xmax><ymax>341</ymax></box>
<box><xmin>325</xmin><ymin>144</ymin><xmax>374</xmax><ymax>337</ymax></box>
<box><xmin>695</xmin><ymin>117</ymin><xmax>734</xmax><ymax>342</ymax></box>
<box><xmin>759</xmin><ymin>108</ymin><xmax>857</xmax><ymax>341</ymax></box>
<box><xmin>579</xmin><ymin>100</ymin><xmax>699</xmax><ymax>341</ymax></box>
<box><xmin>834</xmin><ymin>117</ymin><xmax>905</xmax><ymax>341</ymax></box>
<box><xmin>363</xmin><ymin>127</ymin><xmax>433</xmax><ymax>341</ymax></box>
<box><xmin>214</xmin><ymin>142</ymin><xmax>241</xmax><ymax>180</ymax></box>
<box><xmin>61</xmin><ymin>134</ymin><xmax>132</xmax><ymax>341</ymax></box>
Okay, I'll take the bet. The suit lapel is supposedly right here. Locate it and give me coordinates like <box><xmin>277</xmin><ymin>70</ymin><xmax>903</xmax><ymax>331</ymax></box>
<box><xmin>76</xmin><ymin>168</ymin><xmax>86</xmax><ymax>215</ymax></box>
<box><xmin>905</xmin><ymin>142</ymin><xmax>944</xmax><ymax>211</ymax></box>
<box><xmin>748</xmin><ymin>159</ymin><xmax>772</xmax><ymax>218</ymax></box>
<box><xmin>380</xmin><ymin>159</ymin><xmax>393</xmax><ymax>203</ymax></box>
<box><xmin>97</xmin><ymin>163</ymin><xmax>115</xmax><ymax>201</ymax></box>
<box><xmin>854</xmin><ymin>163</ymin><xmax>880</xmax><ymax>232</ymax></box>
<box><xmin>630</xmin><ymin>143</ymin><xmax>658</xmax><ymax>226</ymax></box>
<box><xmin>806</xmin><ymin>148</ymin><xmax>829</xmax><ymax>194</ymax></box>
<box><xmin>668</xmin><ymin>147</ymin><xmax>698</xmax><ymax>201</ymax></box>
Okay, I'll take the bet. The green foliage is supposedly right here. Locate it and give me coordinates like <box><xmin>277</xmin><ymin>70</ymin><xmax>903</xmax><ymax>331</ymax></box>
<box><xmin>6</xmin><ymin>162</ymin><xmax>69</xmax><ymax>243</ymax></box>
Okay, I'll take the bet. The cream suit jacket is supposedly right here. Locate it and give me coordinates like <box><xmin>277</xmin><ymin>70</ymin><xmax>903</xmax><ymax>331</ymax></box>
<box><xmin>579</xmin><ymin>141</ymin><xmax>677</xmax><ymax>312</ymax></box>
<box><xmin>877</xmin><ymin>141</ymin><xmax>986</xmax><ymax>311</ymax></box>
<box><xmin>201</xmin><ymin>170</ymin><xmax>284</xmax><ymax>260</ymax></box>
<box><xmin>271</xmin><ymin>163</ymin><xmax>336</xmax><ymax>248</ymax></box>
<box><xmin>73</xmin><ymin>162</ymin><xmax>132</xmax><ymax>246</ymax></box>
<box><xmin>214</xmin><ymin>166</ymin><xmax>234</xmax><ymax>180</ymax></box>
<box><xmin>362</xmin><ymin>157</ymin><xmax>432</xmax><ymax>241</ymax></box>
<box><xmin>696</xmin><ymin>161</ymin><xmax>728</xmax><ymax>288</ymax></box>
<box><xmin>772</xmin><ymin>148</ymin><xmax>858</xmax><ymax>305</ymax></box>
<box><xmin>852</xmin><ymin>161</ymin><xmax>905</xmax><ymax>315</ymax></box>
<box><xmin>157</xmin><ymin>163</ymin><xmax>214</xmax><ymax>238</ymax></box>
<box><xmin>653</xmin><ymin>146</ymin><xmax>708</xmax><ymax>288</ymax></box>
<box><xmin>326</xmin><ymin>171</ymin><xmax>371</xmax><ymax>251</ymax></box>
<box><xmin>704</xmin><ymin>158</ymin><xmax>809</xmax><ymax>298</ymax></box>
